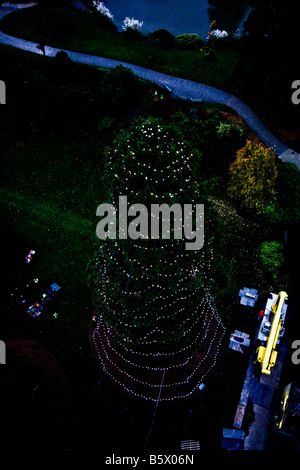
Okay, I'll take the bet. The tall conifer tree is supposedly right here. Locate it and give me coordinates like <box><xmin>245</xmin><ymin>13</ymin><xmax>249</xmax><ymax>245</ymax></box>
<box><xmin>88</xmin><ymin>117</ymin><xmax>225</xmax><ymax>401</ymax></box>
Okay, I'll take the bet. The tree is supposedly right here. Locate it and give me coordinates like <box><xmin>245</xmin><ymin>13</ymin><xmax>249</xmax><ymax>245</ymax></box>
<box><xmin>99</xmin><ymin>65</ymin><xmax>146</xmax><ymax>112</ymax></box>
<box><xmin>167</xmin><ymin>110</ymin><xmax>245</xmax><ymax>177</ymax></box>
<box><xmin>275</xmin><ymin>163</ymin><xmax>300</xmax><ymax>224</ymax></box>
<box><xmin>87</xmin><ymin>116</ymin><xmax>225</xmax><ymax>401</ymax></box>
<box><xmin>147</xmin><ymin>29</ymin><xmax>175</xmax><ymax>49</ymax></box>
<box><xmin>244</xmin><ymin>0</ymin><xmax>298</xmax><ymax>46</ymax></box>
<box><xmin>175</xmin><ymin>34</ymin><xmax>203</xmax><ymax>50</ymax></box>
<box><xmin>227</xmin><ymin>140</ymin><xmax>278</xmax><ymax>213</ymax></box>
<box><xmin>257</xmin><ymin>240</ymin><xmax>285</xmax><ymax>283</ymax></box>
<box><xmin>207</xmin><ymin>0</ymin><xmax>249</xmax><ymax>33</ymax></box>
<box><xmin>261</xmin><ymin>162</ymin><xmax>300</xmax><ymax>225</ymax></box>
<box><xmin>237</xmin><ymin>1</ymin><xmax>300</xmax><ymax>126</ymax></box>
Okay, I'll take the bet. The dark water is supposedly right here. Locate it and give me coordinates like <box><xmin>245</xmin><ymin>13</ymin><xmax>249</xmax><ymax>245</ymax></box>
<box><xmin>106</xmin><ymin>0</ymin><xmax>250</xmax><ymax>37</ymax></box>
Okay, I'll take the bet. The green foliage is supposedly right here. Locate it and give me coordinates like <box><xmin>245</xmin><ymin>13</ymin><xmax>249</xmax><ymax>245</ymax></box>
<box><xmin>237</xmin><ymin>1</ymin><xmax>300</xmax><ymax>129</ymax></box>
<box><xmin>99</xmin><ymin>65</ymin><xmax>146</xmax><ymax>112</ymax></box>
<box><xmin>1</xmin><ymin>33</ymin><xmax>296</xmax><ymax>437</ymax></box>
<box><xmin>257</xmin><ymin>240</ymin><xmax>285</xmax><ymax>283</ymax></box>
<box><xmin>53</xmin><ymin>50</ymin><xmax>73</xmax><ymax>67</ymax></box>
<box><xmin>0</xmin><ymin>5</ymin><xmax>240</xmax><ymax>91</ymax></box>
<box><xmin>244</xmin><ymin>161</ymin><xmax>300</xmax><ymax>226</ymax></box>
<box><xmin>121</xmin><ymin>27</ymin><xmax>144</xmax><ymax>41</ymax></box>
<box><xmin>88</xmin><ymin>116</ymin><xmax>227</xmax><ymax>350</ymax></box>
<box><xmin>168</xmin><ymin>110</ymin><xmax>246</xmax><ymax>178</ymax></box>
<box><xmin>97</xmin><ymin>115</ymin><xmax>116</xmax><ymax>132</ymax></box>
<box><xmin>274</xmin><ymin>162</ymin><xmax>300</xmax><ymax>224</ymax></box>
<box><xmin>227</xmin><ymin>140</ymin><xmax>278</xmax><ymax>213</ymax></box>
<box><xmin>216</xmin><ymin>121</ymin><xmax>243</xmax><ymax>140</ymax></box>
<box><xmin>175</xmin><ymin>33</ymin><xmax>203</xmax><ymax>50</ymax></box>
<box><xmin>46</xmin><ymin>50</ymin><xmax>74</xmax><ymax>83</ymax></box>
<box><xmin>0</xmin><ymin>49</ymin><xmax>148</xmax><ymax>137</ymax></box>
<box><xmin>147</xmin><ymin>29</ymin><xmax>176</xmax><ymax>48</ymax></box>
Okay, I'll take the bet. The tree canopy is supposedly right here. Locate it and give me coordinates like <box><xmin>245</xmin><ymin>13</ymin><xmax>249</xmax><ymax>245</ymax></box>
<box><xmin>227</xmin><ymin>140</ymin><xmax>278</xmax><ymax>213</ymax></box>
<box><xmin>87</xmin><ymin>115</ymin><xmax>226</xmax><ymax>401</ymax></box>
<box><xmin>239</xmin><ymin>1</ymin><xmax>299</xmax><ymax>121</ymax></box>
<box><xmin>87</xmin><ymin>116</ymin><xmax>227</xmax><ymax>351</ymax></box>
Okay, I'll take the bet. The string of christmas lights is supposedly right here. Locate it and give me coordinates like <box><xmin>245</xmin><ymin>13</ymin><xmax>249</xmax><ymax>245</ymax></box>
<box><xmin>88</xmin><ymin>117</ymin><xmax>225</xmax><ymax>401</ymax></box>
<box><xmin>90</xmin><ymin>297</ymin><xmax>224</xmax><ymax>401</ymax></box>
<box><xmin>93</xmin><ymin>297</ymin><xmax>219</xmax><ymax>370</ymax></box>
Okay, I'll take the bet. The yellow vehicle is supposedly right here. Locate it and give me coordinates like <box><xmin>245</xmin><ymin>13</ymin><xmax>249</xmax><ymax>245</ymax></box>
<box><xmin>255</xmin><ymin>291</ymin><xmax>288</xmax><ymax>375</ymax></box>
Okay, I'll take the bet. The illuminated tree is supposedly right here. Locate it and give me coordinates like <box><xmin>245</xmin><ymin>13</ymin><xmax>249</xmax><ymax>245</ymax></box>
<box><xmin>87</xmin><ymin>116</ymin><xmax>225</xmax><ymax>401</ymax></box>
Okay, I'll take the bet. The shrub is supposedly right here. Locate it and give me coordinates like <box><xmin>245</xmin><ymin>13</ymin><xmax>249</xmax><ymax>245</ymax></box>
<box><xmin>257</xmin><ymin>241</ymin><xmax>285</xmax><ymax>283</ymax></box>
<box><xmin>45</xmin><ymin>51</ymin><xmax>74</xmax><ymax>84</ymax></box>
<box><xmin>53</xmin><ymin>50</ymin><xmax>73</xmax><ymax>67</ymax></box>
<box><xmin>216</xmin><ymin>121</ymin><xmax>244</xmax><ymax>140</ymax></box>
<box><xmin>228</xmin><ymin>140</ymin><xmax>278</xmax><ymax>213</ymax></box>
<box><xmin>276</xmin><ymin>162</ymin><xmax>300</xmax><ymax>223</ymax></box>
<box><xmin>99</xmin><ymin>65</ymin><xmax>146</xmax><ymax>111</ymax></box>
<box><xmin>147</xmin><ymin>29</ymin><xmax>175</xmax><ymax>48</ymax></box>
<box><xmin>260</xmin><ymin>162</ymin><xmax>300</xmax><ymax>226</ymax></box>
<box><xmin>175</xmin><ymin>33</ymin><xmax>203</xmax><ymax>50</ymax></box>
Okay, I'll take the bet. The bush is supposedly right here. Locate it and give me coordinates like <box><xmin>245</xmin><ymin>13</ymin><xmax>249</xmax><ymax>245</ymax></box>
<box><xmin>175</xmin><ymin>33</ymin><xmax>203</xmax><ymax>50</ymax></box>
<box><xmin>259</xmin><ymin>162</ymin><xmax>300</xmax><ymax>226</ymax></box>
<box><xmin>121</xmin><ymin>17</ymin><xmax>144</xmax><ymax>40</ymax></box>
<box><xmin>44</xmin><ymin>51</ymin><xmax>77</xmax><ymax>87</ymax></box>
<box><xmin>168</xmin><ymin>111</ymin><xmax>245</xmax><ymax>179</ymax></box>
<box><xmin>99</xmin><ymin>65</ymin><xmax>146</xmax><ymax>112</ymax></box>
<box><xmin>121</xmin><ymin>27</ymin><xmax>144</xmax><ymax>40</ymax></box>
<box><xmin>228</xmin><ymin>140</ymin><xmax>278</xmax><ymax>213</ymax></box>
<box><xmin>147</xmin><ymin>29</ymin><xmax>175</xmax><ymax>48</ymax></box>
<box><xmin>54</xmin><ymin>50</ymin><xmax>72</xmax><ymax>64</ymax></box>
<box><xmin>275</xmin><ymin>162</ymin><xmax>300</xmax><ymax>223</ymax></box>
<box><xmin>257</xmin><ymin>241</ymin><xmax>285</xmax><ymax>284</ymax></box>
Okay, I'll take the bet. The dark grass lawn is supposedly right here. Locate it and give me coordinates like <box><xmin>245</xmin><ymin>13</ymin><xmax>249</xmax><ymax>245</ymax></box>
<box><xmin>0</xmin><ymin>132</ymin><xmax>103</xmax><ymax>365</ymax></box>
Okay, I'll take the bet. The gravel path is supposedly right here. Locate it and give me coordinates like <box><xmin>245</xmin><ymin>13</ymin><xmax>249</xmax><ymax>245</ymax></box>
<box><xmin>1</xmin><ymin>3</ymin><xmax>299</xmax><ymax>168</ymax></box>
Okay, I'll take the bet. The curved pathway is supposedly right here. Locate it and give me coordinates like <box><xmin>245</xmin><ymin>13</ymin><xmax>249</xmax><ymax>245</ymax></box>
<box><xmin>1</xmin><ymin>3</ymin><xmax>299</xmax><ymax>169</ymax></box>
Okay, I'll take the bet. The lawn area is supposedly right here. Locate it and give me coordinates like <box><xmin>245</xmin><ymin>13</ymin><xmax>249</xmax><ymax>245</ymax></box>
<box><xmin>0</xmin><ymin>4</ymin><xmax>240</xmax><ymax>91</ymax></box>
<box><xmin>0</xmin><ymin>123</ymin><xmax>109</xmax><ymax>281</ymax></box>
